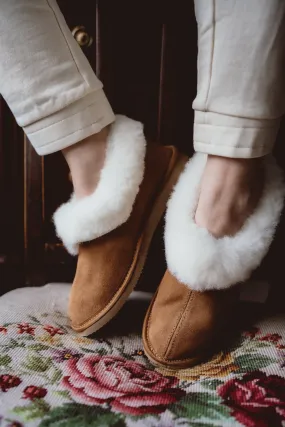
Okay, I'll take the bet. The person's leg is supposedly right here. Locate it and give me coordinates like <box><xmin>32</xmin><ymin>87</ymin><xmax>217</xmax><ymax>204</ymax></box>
<box><xmin>143</xmin><ymin>0</ymin><xmax>285</xmax><ymax>369</ymax></box>
<box><xmin>193</xmin><ymin>0</ymin><xmax>285</xmax><ymax>237</ymax></box>
<box><xmin>63</xmin><ymin>128</ymin><xmax>109</xmax><ymax>198</ymax></box>
<box><xmin>0</xmin><ymin>0</ymin><xmax>189</xmax><ymax>336</ymax></box>
<box><xmin>195</xmin><ymin>156</ymin><xmax>264</xmax><ymax>237</ymax></box>
<box><xmin>0</xmin><ymin>0</ymin><xmax>114</xmax><ymax>196</ymax></box>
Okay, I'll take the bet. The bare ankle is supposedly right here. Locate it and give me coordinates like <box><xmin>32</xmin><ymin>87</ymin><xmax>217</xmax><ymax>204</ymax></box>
<box><xmin>195</xmin><ymin>155</ymin><xmax>264</xmax><ymax>238</ymax></box>
<box><xmin>62</xmin><ymin>126</ymin><xmax>109</xmax><ymax>198</ymax></box>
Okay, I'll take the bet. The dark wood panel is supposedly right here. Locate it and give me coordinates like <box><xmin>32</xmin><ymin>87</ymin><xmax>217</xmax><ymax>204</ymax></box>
<box><xmin>24</xmin><ymin>139</ymin><xmax>45</xmax><ymax>286</ymax></box>
<box><xmin>97</xmin><ymin>0</ymin><xmax>164</xmax><ymax>140</ymax></box>
<box><xmin>158</xmin><ymin>6</ymin><xmax>197</xmax><ymax>155</ymax></box>
<box><xmin>44</xmin><ymin>151</ymin><xmax>76</xmax><ymax>284</ymax></box>
<box><xmin>0</xmin><ymin>99</ymin><xmax>25</xmax><ymax>294</ymax></box>
<box><xmin>266</xmin><ymin>118</ymin><xmax>285</xmax><ymax>309</ymax></box>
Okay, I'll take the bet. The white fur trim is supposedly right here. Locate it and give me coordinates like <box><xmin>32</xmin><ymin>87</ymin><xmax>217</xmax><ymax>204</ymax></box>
<box><xmin>165</xmin><ymin>153</ymin><xmax>285</xmax><ymax>291</ymax></box>
<box><xmin>53</xmin><ymin>115</ymin><xmax>146</xmax><ymax>255</ymax></box>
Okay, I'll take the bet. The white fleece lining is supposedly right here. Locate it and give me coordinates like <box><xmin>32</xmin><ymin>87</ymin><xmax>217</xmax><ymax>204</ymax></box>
<box><xmin>53</xmin><ymin>115</ymin><xmax>146</xmax><ymax>255</ymax></box>
<box><xmin>165</xmin><ymin>153</ymin><xmax>285</xmax><ymax>291</ymax></box>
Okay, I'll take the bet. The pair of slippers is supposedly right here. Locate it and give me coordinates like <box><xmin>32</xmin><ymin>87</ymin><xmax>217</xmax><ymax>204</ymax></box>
<box><xmin>53</xmin><ymin>116</ymin><xmax>284</xmax><ymax>368</ymax></box>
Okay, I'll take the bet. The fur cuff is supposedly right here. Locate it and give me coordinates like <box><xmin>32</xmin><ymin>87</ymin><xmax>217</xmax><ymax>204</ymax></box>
<box><xmin>165</xmin><ymin>153</ymin><xmax>285</xmax><ymax>291</ymax></box>
<box><xmin>53</xmin><ymin>115</ymin><xmax>146</xmax><ymax>255</ymax></box>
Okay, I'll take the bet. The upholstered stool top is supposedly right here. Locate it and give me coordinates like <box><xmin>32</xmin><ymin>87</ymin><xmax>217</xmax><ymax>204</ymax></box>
<box><xmin>0</xmin><ymin>284</ymin><xmax>284</xmax><ymax>427</ymax></box>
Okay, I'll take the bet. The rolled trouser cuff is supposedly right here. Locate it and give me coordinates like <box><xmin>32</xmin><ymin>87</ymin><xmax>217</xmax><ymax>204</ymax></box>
<box><xmin>24</xmin><ymin>89</ymin><xmax>115</xmax><ymax>155</ymax></box>
<box><xmin>194</xmin><ymin>111</ymin><xmax>280</xmax><ymax>159</ymax></box>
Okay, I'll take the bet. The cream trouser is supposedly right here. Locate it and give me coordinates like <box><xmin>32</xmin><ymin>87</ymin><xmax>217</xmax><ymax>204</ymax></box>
<box><xmin>0</xmin><ymin>0</ymin><xmax>285</xmax><ymax>157</ymax></box>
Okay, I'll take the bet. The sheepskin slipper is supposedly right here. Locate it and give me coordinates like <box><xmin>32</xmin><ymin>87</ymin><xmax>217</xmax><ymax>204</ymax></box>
<box><xmin>143</xmin><ymin>270</ymin><xmax>239</xmax><ymax>369</ymax></box>
<box><xmin>165</xmin><ymin>153</ymin><xmax>285</xmax><ymax>291</ymax></box>
<box><xmin>54</xmin><ymin>117</ymin><xmax>188</xmax><ymax>335</ymax></box>
<box><xmin>143</xmin><ymin>153</ymin><xmax>285</xmax><ymax>370</ymax></box>
<box><xmin>54</xmin><ymin>115</ymin><xmax>147</xmax><ymax>255</ymax></box>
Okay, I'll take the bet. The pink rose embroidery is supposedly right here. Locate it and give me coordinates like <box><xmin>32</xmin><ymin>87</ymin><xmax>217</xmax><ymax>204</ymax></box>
<box><xmin>62</xmin><ymin>355</ymin><xmax>184</xmax><ymax>415</ymax></box>
<box><xmin>260</xmin><ymin>333</ymin><xmax>282</xmax><ymax>344</ymax></box>
<box><xmin>218</xmin><ymin>371</ymin><xmax>285</xmax><ymax>427</ymax></box>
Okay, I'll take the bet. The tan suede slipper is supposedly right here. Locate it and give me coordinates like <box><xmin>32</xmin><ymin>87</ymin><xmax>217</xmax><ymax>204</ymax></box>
<box><xmin>143</xmin><ymin>270</ymin><xmax>239</xmax><ymax>369</ymax></box>
<box><xmin>54</xmin><ymin>115</ymin><xmax>187</xmax><ymax>336</ymax></box>
<box><xmin>143</xmin><ymin>153</ymin><xmax>285</xmax><ymax>369</ymax></box>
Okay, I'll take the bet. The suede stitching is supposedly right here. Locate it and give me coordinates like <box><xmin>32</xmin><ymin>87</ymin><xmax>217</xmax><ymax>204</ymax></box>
<box><xmin>145</xmin><ymin>293</ymin><xmax>209</xmax><ymax>364</ymax></box>
<box><xmin>146</xmin><ymin>289</ymin><xmax>193</xmax><ymax>359</ymax></box>
<box><xmin>71</xmin><ymin>235</ymin><xmax>143</xmax><ymax>330</ymax></box>
<box><xmin>164</xmin><ymin>291</ymin><xmax>196</xmax><ymax>360</ymax></box>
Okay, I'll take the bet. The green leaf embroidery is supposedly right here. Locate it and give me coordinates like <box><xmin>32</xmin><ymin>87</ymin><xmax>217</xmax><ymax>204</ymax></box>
<box><xmin>255</xmin><ymin>341</ymin><xmax>274</xmax><ymax>349</ymax></box>
<box><xmin>7</xmin><ymin>338</ymin><xmax>26</xmax><ymax>349</ymax></box>
<box><xmin>96</xmin><ymin>348</ymin><xmax>108</xmax><ymax>356</ymax></box>
<box><xmin>13</xmin><ymin>399</ymin><xmax>50</xmax><ymax>421</ymax></box>
<box><xmin>201</xmin><ymin>379</ymin><xmax>224</xmax><ymax>390</ymax></box>
<box><xmin>50</xmin><ymin>367</ymin><xmax>63</xmax><ymax>384</ymax></box>
<box><xmin>235</xmin><ymin>354</ymin><xmax>275</xmax><ymax>373</ymax></box>
<box><xmin>23</xmin><ymin>355</ymin><xmax>53</xmax><ymax>373</ymax></box>
<box><xmin>39</xmin><ymin>403</ymin><xmax>126</xmax><ymax>427</ymax></box>
<box><xmin>20</xmin><ymin>335</ymin><xmax>34</xmax><ymax>341</ymax></box>
<box><xmin>80</xmin><ymin>347</ymin><xmax>97</xmax><ymax>354</ymax></box>
<box><xmin>53</xmin><ymin>390</ymin><xmax>72</xmax><ymax>399</ymax></box>
<box><xmin>28</xmin><ymin>344</ymin><xmax>50</xmax><ymax>351</ymax></box>
<box><xmin>28</xmin><ymin>316</ymin><xmax>41</xmax><ymax>324</ymax></box>
<box><xmin>53</xmin><ymin>310</ymin><xmax>66</xmax><ymax>318</ymax></box>
<box><xmin>187</xmin><ymin>422</ymin><xmax>219</xmax><ymax>427</ymax></box>
<box><xmin>0</xmin><ymin>355</ymin><xmax>12</xmax><ymax>366</ymax></box>
<box><xmin>171</xmin><ymin>392</ymin><xmax>231</xmax><ymax>422</ymax></box>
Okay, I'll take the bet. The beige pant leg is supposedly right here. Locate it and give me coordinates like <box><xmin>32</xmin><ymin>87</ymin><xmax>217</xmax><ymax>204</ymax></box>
<box><xmin>193</xmin><ymin>0</ymin><xmax>285</xmax><ymax>158</ymax></box>
<box><xmin>0</xmin><ymin>0</ymin><xmax>115</xmax><ymax>155</ymax></box>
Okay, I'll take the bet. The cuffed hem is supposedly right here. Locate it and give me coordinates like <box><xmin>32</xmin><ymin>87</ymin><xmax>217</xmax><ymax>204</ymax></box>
<box><xmin>193</xmin><ymin>111</ymin><xmax>280</xmax><ymax>159</ymax></box>
<box><xmin>24</xmin><ymin>89</ymin><xmax>115</xmax><ymax>155</ymax></box>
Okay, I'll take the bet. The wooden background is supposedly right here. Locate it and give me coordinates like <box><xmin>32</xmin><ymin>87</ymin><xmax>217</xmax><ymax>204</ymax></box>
<box><xmin>1</xmin><ymin>0</ymin><xmax>285</xmax><ymax>308</ymax></box>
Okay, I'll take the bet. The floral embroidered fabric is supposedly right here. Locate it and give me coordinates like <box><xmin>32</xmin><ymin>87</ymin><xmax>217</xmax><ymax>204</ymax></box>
<box><xmin>0</xmin><ymin>284</ymin><xmax>284</xmax><ymax>427</ymax></box>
